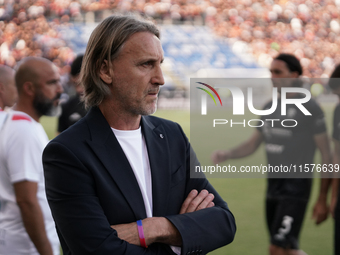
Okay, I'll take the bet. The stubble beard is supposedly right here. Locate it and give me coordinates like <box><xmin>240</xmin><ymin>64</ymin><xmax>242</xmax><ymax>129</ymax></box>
<box><xmin>33</xmin><ymin>91</ymin><xmax>61</xmax><ymax>117</ymax></box>
<box><xmin>132</xmin><ymin>97</ymin><xmax>158</xmax><ymax>116</ymax></box>
<box><xmin>115</xmin><ymin>88</ymin><xmax>159</xmax><ymax>116</ymax></box>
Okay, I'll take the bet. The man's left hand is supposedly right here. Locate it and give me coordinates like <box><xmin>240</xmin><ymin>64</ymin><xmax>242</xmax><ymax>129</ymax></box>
<box><xmin>179</xmin><ymin>189</ymin><xmax>215</xmax><ymax>214</ymax></box>
<box><xmin>312</xmin><ymin>200</ymin><xmax>329</xmax><ymax>225</ymax></box>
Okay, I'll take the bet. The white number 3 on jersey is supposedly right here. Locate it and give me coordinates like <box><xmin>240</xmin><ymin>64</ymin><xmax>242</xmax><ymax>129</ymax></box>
<box><xmin>274</xmin><ymin>215</ymin><xmax>294</xmax><ymax>240</ymax></box>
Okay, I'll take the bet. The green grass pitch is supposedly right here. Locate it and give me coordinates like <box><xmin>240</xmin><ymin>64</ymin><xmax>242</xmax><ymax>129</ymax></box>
<box><xmin>41</xmin><ymin>103</ymin><xmax>336</xmax><ymax>255</ymax></box>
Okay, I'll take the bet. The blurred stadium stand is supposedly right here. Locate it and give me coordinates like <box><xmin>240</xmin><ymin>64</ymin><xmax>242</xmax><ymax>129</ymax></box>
<box><xmin>2</xmin><ymin>0</ymin><xmax>340</xmax><ymax>108</ymax></box>
<box><xmin>58</xmin><ymin>23</ymin><xmax>260</xmax><ymax>77</ymax></box>
<box><xmin>58</xmin><ymin>23</ymin><xmax>267</xmax><ymax>108</ymax></box>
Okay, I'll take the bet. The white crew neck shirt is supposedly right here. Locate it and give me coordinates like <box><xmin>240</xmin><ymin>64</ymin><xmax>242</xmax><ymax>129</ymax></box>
<box><xmin>111</xmin><ymin>127</ymin><xmax>153</xmax><ymax>217</ymax></box>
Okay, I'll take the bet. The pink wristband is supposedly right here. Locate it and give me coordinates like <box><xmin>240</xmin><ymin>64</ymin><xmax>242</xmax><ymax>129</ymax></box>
<box><xmin>137</xmin><ymin>220</ymin><xmax>148</xmax><ymax>248</ymax></box>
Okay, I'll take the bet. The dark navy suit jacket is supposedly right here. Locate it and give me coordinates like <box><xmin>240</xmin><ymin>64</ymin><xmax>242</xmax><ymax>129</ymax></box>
<box><xmin>43</xmin><ymin>107</ymin><xmax>236</xmax><ymax>255</ymax></box>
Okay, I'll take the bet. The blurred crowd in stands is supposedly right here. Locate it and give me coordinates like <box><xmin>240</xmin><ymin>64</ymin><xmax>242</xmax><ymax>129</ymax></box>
<box><xmin>210</xmin><ymin>0</ymin><xmax>340</xmax><ymax>78</ymax></box>
<box><xmin>1</xmin><ymin>0</ymin><xmax>340</xmax><ymax>79</ymax></box>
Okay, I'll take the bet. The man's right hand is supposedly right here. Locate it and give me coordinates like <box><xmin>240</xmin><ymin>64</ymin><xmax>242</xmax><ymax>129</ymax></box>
<box><xmin>180</xmin><ymin>189</ymin><xmax>214</xmax><ymax>214</ymax></box>
<box><xmin>211</xmin><ymin>150</ymin><xmax>230</xmax><ymax>165</ymax></box>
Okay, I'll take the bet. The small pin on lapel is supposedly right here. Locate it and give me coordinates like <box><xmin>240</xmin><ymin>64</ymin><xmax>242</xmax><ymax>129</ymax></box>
<box><xmin>160</xmin><ymin>134</ymin><xmax>164</xmax><ymax>138</ymax></box>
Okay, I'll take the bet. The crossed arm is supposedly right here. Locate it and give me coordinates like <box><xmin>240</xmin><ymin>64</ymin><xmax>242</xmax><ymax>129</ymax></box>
<box><xmin>111</xmin><ymin>189</ymin><xmax>215</xmax><ymax>246</ymax></box>
<box><xmin>43</xmin><ymin>139</ymin><xmax>236</xmax><ymax>255</ymax></box>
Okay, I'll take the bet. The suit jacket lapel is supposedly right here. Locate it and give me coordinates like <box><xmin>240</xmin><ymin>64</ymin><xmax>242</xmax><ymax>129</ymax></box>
<box><xmin>141</xmin><ymin>117</ymin><xmax>171</xmax><ymax>217</ymax></box>
<box><xmin>85</xmin><ymin>107</ymin><xmax>147</xmax><ymax>220</ymax></box>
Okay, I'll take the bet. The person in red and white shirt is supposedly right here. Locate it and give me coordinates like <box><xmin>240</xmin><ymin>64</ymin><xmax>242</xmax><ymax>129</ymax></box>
<box><xmin>0</xmin><ymin>57</ymin><xmax>63</xmax><ymax>255</ymax></box>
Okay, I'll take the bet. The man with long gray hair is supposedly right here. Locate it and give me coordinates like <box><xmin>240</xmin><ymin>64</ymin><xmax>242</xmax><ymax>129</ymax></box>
<box><xmin>43</xmin><ymin>14</ymin><xmax>236</xmax><ymax>255</ymax></box>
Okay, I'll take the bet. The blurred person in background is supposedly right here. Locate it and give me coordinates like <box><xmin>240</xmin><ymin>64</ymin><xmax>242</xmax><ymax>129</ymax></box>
<box><xmin>212</xmin><ymin>53</ymin><xmax>331</xmax><ymax>255</ymax></box>
<box><xmin>0</xmin><ymin>65</ymin><xmax>17</xmax><ymax>111</ymax></box>
<box><xmin>0</xmin><ymin>57</ymin><xmax>63</xmax><ymax>255</ymax></box>
<box><xmin>57</xmin><ymin>54</ymin><xmax>87</xmax><ymax>134</ymax></box>
<box><xmin>328</xmin><ymin>64</ymin><xmax>340</xmax><ymax>255</ymax></box>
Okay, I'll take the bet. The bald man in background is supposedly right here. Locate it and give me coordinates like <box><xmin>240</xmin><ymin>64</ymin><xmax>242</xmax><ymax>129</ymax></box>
<box><xmin>0</xmin><ymin>65</ymin><xmax>17</xmax><ymax>111</ymax></box>
<box><xmin>0</xmin><ymin>57</ymin><xmax>62</xmax><ymax>255</ymax></box>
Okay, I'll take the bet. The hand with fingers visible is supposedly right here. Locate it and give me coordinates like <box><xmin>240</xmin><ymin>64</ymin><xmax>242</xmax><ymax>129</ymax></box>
<box><xmin>180</xmin><ymin>189</ymin><xmax>215</xmax><ymax>214</ymax></box>
<box><xmin>211</xmin><ymin>150</ymin><xmax>230</xmax><ymax>165</ymax></box>
<box><xmin>312</xmin><ymin>199</ymin><xmax>329</xmax><ymax>225</ymax></box>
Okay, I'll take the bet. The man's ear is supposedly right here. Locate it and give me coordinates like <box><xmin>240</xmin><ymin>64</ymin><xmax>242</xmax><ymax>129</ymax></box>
<box><xmin>99</xmin><ymin>60</ymin><xmax>113</xmax><ymax>84</ymax></box>
<box><xmin>22</xmin><ymin>82</ymin><xmax>35</xmax><ymax>97</ymax></box>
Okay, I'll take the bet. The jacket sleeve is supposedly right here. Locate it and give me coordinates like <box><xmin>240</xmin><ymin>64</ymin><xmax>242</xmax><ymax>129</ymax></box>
<box><xmin>165</xmin><ymin>124</ymin><xmax>236</xmax><ymax>255</ymax></box>
<box><xmin>43</xmin><ymin>141</ymin><xmax>176</xmax><ymax>255</ymax></box>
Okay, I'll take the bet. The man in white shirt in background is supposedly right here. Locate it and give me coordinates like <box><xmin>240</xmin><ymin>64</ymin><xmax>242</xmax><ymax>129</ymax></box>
<box><xmin>0</xmin><ymin>57</ymin><xmax>62</xmax><ymax>255</ymax></box>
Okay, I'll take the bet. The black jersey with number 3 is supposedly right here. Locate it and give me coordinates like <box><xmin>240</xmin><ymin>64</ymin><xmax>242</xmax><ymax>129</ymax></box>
<box><xmin>257</xmin><ymin>95</ymin><xmax>327</xmax><ymax>199</ymax></box>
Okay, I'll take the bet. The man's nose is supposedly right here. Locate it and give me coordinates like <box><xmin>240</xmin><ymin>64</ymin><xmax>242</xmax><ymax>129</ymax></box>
<box><xmin>152</xmin><ymin>65</ymin><xmax>165</xmax><ymax>86</ymax></box>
